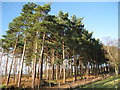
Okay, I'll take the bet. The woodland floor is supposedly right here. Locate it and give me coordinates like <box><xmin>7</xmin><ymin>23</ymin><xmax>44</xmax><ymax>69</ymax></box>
<box><xmin>1</xmin><ymin>74</ymin><xmax>117</xmax><ymax>89</ymax></box>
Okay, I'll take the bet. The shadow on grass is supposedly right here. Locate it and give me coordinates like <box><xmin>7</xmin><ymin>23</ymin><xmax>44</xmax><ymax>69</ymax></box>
<box><xmin>80</xmin><ymin>75</ymin><xmax>120</xmax><ymax>88</ymax></box>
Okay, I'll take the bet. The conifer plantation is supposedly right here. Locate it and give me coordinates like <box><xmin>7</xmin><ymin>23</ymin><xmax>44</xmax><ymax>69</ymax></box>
<box><xmin>0</xmin><ymin>2</ymin><xmax>120</xmax><ymax>89</ymax></box>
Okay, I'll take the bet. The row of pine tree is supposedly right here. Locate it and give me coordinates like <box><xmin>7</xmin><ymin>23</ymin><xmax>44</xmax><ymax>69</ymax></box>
<box><xmin>0</xmin><ymin>2</ymin><xmax>118</xmax><ymax>88</ymax></box>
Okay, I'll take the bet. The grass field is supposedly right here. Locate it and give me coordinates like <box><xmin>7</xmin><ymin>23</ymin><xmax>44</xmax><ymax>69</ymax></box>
<box><xmin>0</xmin><ymin>85</ymin><xmax>6</xmax><ymax>88</ymax></box>
<box><xmin>0</xmin><ymin>75</ymin><xmax>120</xmax><ymax>89</ymax></box>
<box><xmin>80</xmin><ymin>75</ymin><xmax>120</xmax><ymax>88</ymax></box>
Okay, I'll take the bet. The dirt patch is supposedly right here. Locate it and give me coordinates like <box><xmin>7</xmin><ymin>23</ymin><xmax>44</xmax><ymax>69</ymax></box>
<box><xmin>1</xmin><ymin>74</ymin><xmax>110</xmax><ymax>89</ymax></box>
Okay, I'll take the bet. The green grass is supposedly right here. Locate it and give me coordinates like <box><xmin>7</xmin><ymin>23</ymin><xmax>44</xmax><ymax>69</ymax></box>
<box><xmin>80</xmin><ymin>75</ymin><xmax>120</xmax><ymax>88</ymax></box>
<box><xmin>0</xmin><ymin>85</ymin><xmax>6</xmax><ymax>88</ymax></box>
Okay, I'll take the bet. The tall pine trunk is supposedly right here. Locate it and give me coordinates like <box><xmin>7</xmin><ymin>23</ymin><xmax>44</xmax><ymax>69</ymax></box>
<box><xmin>13</xmin><ymin>57</ymin><xmax>17</xmax><ymax>82</ymax></box>
<box><xmin>5</xmin><ymin>53</ymin><xmax>9</xmax><ymax>76</ymax></box>
<box><xmin>59</xmin><ymin>65</ymin><xmax>62</xmax><ymax>79</ymax></box>
<box><xmin>6</xmin><ymin>35</ymin><xmax>19</xmax><ymax>85</ymax></box>
<box><xmin>94</xmin><ymin>61</ymin><xmax>98</xmax><ymax>77</ymax></box>
<box><xmin>115</xmin><ymin>65</ymin><xmax>119</xmax><ymax>76</ymax></box>
<box><xmin>56</xmin><ymin>64</ymin><xmax>58</xmax><ymax>80</ymax></box>
<box><xmin>79</xmin><ymin>57</ymin><xmax>82</xmax><ymax>78</ymax></box>
<box><xmin>18</xmin><ymin>39</ymin><xmax>26</xmax><ymax>87</ymax></box>
<box><xmin>39</xmin><ymin>33</ymin><xmax>45</xmax><ymax>86</ymax></box>
<box><xmin>70</xmin><ymin>61</ymin><xmax>73</xmax><ymax>77</ymax></box>
<box><xmin>62</xmin><ymin>41</ymin><xmax>66</xmax><ymax>83</ymax></box>
<box><xmin>51</xmin><ymin>49</ymin><xmax>55</xmax><ymax>80</ymax></box>
<box><xmin>52</xmin><ymin>64</ymin><xmax>54</xmax><ymax>80</ymax></box>
<box><xmin>73</xmin><ymin>50</ymin><xmax>77</xmax><ymax>81</ymax></box>
<box><xmin>47</xmin><ymin>58</ymin><xmax>49</xmax><ymax>80</ymax></box>
<box><xmin>32</xmin><ymin>32</ymin><xmax>38</xmax><ymax>88</ymax></box>
<box><xmin>85</xmin><ymin>62</ymin><xmax>89</xmax><ymax>77</ymax></box>
<box><xmin>0</xmin><ymin>42</ymin><xmax>4</xmax><ymax>66</ymax></box>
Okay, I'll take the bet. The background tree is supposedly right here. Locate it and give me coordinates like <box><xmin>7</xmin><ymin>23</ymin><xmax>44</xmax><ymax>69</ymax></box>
<box><xmin>102</xmin><ymin>38</ymin><xmax>119</xmax><ymax>75</ymax></box>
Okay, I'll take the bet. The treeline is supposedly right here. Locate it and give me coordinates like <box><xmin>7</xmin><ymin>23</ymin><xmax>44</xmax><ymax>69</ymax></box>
<box><xmin>0</xmin><ymin>2</ymin><xmax>119</xmax><ymax>88</ymax></box>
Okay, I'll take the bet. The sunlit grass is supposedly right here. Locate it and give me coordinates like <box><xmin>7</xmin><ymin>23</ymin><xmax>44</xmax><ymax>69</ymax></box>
<box><xmin>0</xmin><ymin>85</ymin><xmax>6</xmax><ymax>88</ymax></box>
<box><xmin>81</xmin><ymin>75</ymin><xmax>120</xmax><ymax>88</ymax></box>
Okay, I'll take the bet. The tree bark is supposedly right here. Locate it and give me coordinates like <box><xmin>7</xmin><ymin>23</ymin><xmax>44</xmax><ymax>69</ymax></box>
<box><xmin>85</xmin><ymin>62</ymin><xmax>90</xmax><ymax>77</ymax></box>
<box><xmin>73</xmin><ymin>50</ymin><xmax>77</xmax><ymax>81</ymax></box>
<box><xmin>51</xmin><ymin>49</ymin><xmax>55</xmax><ymax>80</ymax></box>
<box><xmin>13</xmin><ymin>57</ymin><xmax>17</xmax><ymax>83</ymax></box>
<box><xmin>52</xmin><ymin>64</ymin><xmax>54</xmax><ymax>80</ymax></box>
<box><xmin>79</xmin><ymin>59</ymin><xmax>82</xmax><ymax>78</ymax></box>
<box><xmin>62</xmin><ymin>41</ymin><xmax>66</xmax><ymax>83</ymax></box>
<box><xmin>39</xmin><ymin>33</ymin><xmax>45</xmax><ymax>86</ymax></box>
<box><xmin>0</xmin><ymin>43</ymin><xmax>4</xmax><ymax>66</ymax></box>
<box><xmin>115</xmin><ymin>65</ymin><xmax>119</xmax><ymax>76</ymax></box>
<box><xmin>5</xmin><ymin>53</ymin><xmax>9</xmax><ymax>76</ymax></box>
<box><xmin>94</xmin><ymin>61</ymin><xmax>98</xmax><ymax>77</ymax></box>
<box><xmin>56</xmin><ymin>64</ymin><xmax>58</xmax><ymax>80</ymax></box>
<box><xmin>6</xmin><ymin>35</ymin><xmax>19</xmax><ymax>85</ymax></box>
<box><xmin>47</xmin><ymin>58</ymin><xmax>49</xmax><ymax>80</ymax></box>
<box><xmin>18</xmin><ymin>39</ymin><xmax>26</xmax><ymax>87</ymax></box>
<box><xmin>59</xmin><ymin>65</ymin><xmax>62</xmax><ymax>79</ymax></box>
<box><xmin>32</xmin><ymin>32</ymin><xmax>38</xmax><ymax>88</ymax></box>
<box><xmin>70</xmin><ymin>62</ymin><xmax>73</xmax><ymax>77</ymax></box>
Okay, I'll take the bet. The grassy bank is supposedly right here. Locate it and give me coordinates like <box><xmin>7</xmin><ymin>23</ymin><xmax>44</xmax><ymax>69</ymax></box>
<box><xmin>80</xmin><ymin>75</ymin><xmax>120</xmax><ymax>88</ymax></box>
